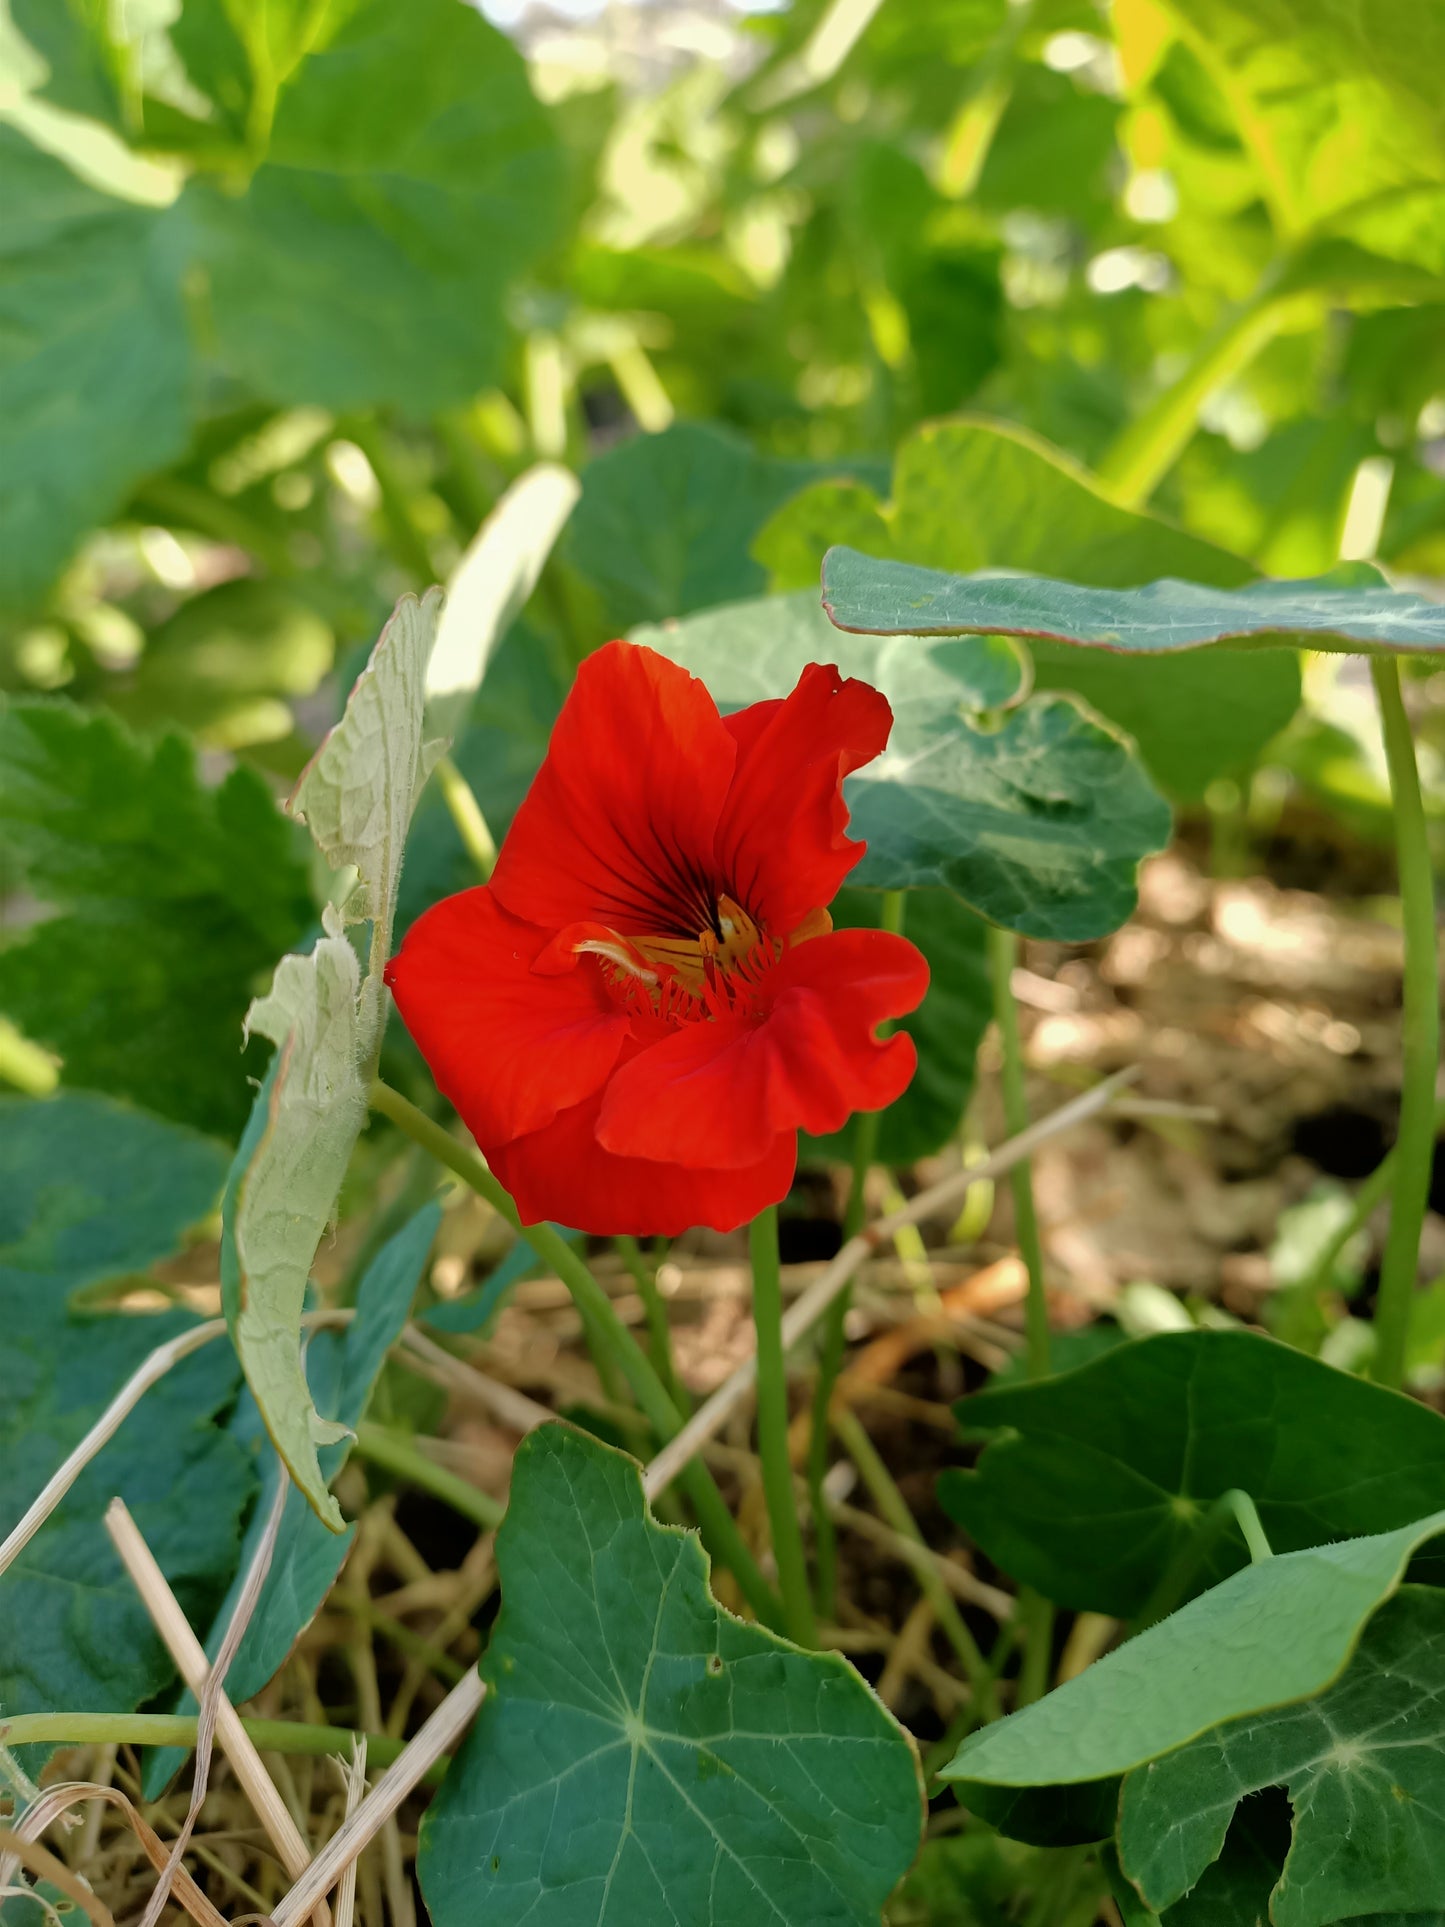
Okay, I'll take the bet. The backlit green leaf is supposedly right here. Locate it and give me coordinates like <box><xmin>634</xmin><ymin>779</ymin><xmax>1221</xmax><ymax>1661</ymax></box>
<box><xmin>0</xmin><ymin>1090</ymin><xmax>227</xmax><ymax>1299</ymax></box>
<box><xmin>418</xmin><ymin>1424</ymin><xmax>923</xmax><ymax>1927</ymax></box>
<box><xmin>186</xmin><ymin>0</ymin><xmax>566</xmax><ymax>412</ymax></box>
<box><xmin>565</xmin><ymin>422</ymin><xmax>868</xmax><ymax>632</ymax></box>
<box><xmin>756</xmin><ymin>417</ymin><xmax>1299</xmax><ymax>800</ymax></box>
<box><xmin>940</xmin><ymin>1330</ymin><xmax>1445</xmax><ymax>1618</ymax></box>
<box><xmin>1118</xmin><ymin>1588</ymin><xmax>1445</xmax><ymax>1923</ymax></box>
<box><xmin>0</xmin><ymin>126</ymin><xmax>190</xmax><ymax>612</ymax></box>
<box><xmin>0</xmin><ymin>700</ymin><xmax>313</xmax><ymax>1135</ymax></box>
<box><xmin>822</xmin><ymin>551</ymin><xmax>1445</xmax><ymax>658</ymax></box>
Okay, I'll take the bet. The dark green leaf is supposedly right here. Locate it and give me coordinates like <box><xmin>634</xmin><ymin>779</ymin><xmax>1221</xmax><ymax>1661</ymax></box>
<box><xmin>822</xmin><ymin>551</ymin><xmax>1445</xmax><ymax>658</ymax></box>
<box><xmin>565</xmin><ymin>422</ymin><xmax>865</xmax><ymax>632</ymax></box>
<box><xmin>1118</xmin><ymin>1589</ymin><xmax>1445</xmax><ymax>1923</ymax></box>
<box><xmin>142</xmin><ymin>1203</ymin><xmax>440</xmax><ymax>1797</ymax></box>
<box><xmin>888</xmin><ymin>1831</ymin><xmax>1103</xmax><ymax>1927</ymax></box>
<box><xmin>0</xmin><ymin>127</ymin><xmax>191</xmax><ymax>612</ymax></box>
<box><xmin>0</xmin><ymin>1289</ymin><xmax>252</xmax><ymax>1773</ymax></box>
<box><xmin>848</xmin><ymin>685</ymin><xmax>1170</xmax><ymax>938</ymax></box>
<box><xmin>418</xmin><ymin>1425</ymin><xmax>923</xmax><ymax>1927</ymax></box>
<box><xmin>817</xmin><ymin>888</ymin><xmax>991</xmax><ymax>1166</ymax></box>
<box><xmin>0</xmin><ymin>1090</ymin><xmax>227</xmax><ymax>1298</ymax></box>
<box><xmin>0</xmin><ymin>701</ymin><xmax>314</xmax><ymax>1136</ymax></box>
<box><xmin>187</xmin><ymin>0</ymin><xmax>566</xmax><ymax>412</ymax></box>
<box><xmin>756</xmin><ymin>417</ymin><xmax>1299</xmax><ymax>800</ymax></box>
<box><xmin>640</xmin><ymin>590</ymin><xmax>1164</xmax><ymax>939</ymax></box>
<box><xmin>940</xmin><ymin>1330</ymin><xmax>1445</xmax><ymax>1617</ymax></box>
<box><xmin>942</xmin><ymin>1508</ymin><xmax>1445</xmax><ymax>1802</ymax></box>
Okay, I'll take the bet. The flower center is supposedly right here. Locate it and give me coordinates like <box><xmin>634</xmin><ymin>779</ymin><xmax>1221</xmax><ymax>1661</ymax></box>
<box><xmin>577</xmin><ymin>893</ymin><xmax>774</xmax><ymax>1023</ymax></box>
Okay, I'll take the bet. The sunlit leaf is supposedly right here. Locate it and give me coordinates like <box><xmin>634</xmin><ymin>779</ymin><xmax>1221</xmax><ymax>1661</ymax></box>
<box><xmin>941</xmin><ymin>1508</ymin><xmax>1445</xmax><ymax>1835</ymax></box>
<box><xmin>0</xmin><ymin>700</ymin><xmax>313</xmax><ymax>1135</ymax></box>
<box><xmin>185</xmin><ymin>0</ymin><xmax>566</xmax><ymax>412</ymax></box>
<box><xmin>822</xmin><ymin>550</ymin><xmax>1445</xmax><ymax>657</ymax></box>
<box><xmin>0</xmin><ymin>126</ymin><xmax>190</xmax><ymax>613</ymax></box>
<box><xmin>109</xmin><ymin>579</ymin><xmax>335</xmax><ymax>747</ymax></box>
<box><xmin>0</xmin><ymin>1090</ymin><xmax>227</xmax><ymax>1299</ymax></box>
<box><xmin>418</xmin><ymin>1425</ymin><xmax>923</xmax><ymax>1927</ymax></box>
<box><xmin>1118</xmin><ymin>1588</ymin><xmax>1445</xmax><ymax>1923</ymax></box>
<box><xmin>756</xmin><ymin>417</ymin><xmax>1299</xmax><ymax>800</ymax></box>
<box><xmin>940</xmin><ymin>1330</ymin><xmax>1445</xmax><ymax>1617</ymax></box>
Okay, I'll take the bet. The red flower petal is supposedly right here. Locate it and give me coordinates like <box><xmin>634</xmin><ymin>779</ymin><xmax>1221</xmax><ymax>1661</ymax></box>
<box><xmin>490</xmin><ymin>1086</ymin><xmax>797</xmax><ymax>1236</ymax></box>
<box><xmin>595</xmin><ymin>927</ymin><xmax>928</xmax><ymax>1168</ymax></box>
<box><xmin>488</xmin><ymin>640</ymin><xmax>738</xmax><ymax>937</ymax></box>
<box><xmin>716</xmin><ymin>664</ymin><xmax>892</xmax><ymax>938</ymax></box>
<box><xmin>385</xmin><ymin>887</ymin><xmax>631</xmax><ymax>1148</ymax></box>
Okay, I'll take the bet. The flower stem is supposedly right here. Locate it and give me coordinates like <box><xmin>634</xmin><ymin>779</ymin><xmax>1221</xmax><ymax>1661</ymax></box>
<box><xmin>0</xmin><ymin>1713</ymin><xmax>448</xmax><ymax>1786</ymax></box>
<box><xmin>1368</xmin><ymin>659</ymin><xmax>1441</xmax><ymax>1391</ymax></box>
<box><xmin>832</xmin><ymin>1408</ymin><xmax>997</xmax><ymax>1721</ymax></box>
<box><xmin>351</xmin><ymin>1422</ymin><xmax>504</xmax><ymax>1531</ymax></box>
<box><xmin>750</xmin><ymin>1207</ymin><xmax>817</xmax><ymax>1647</ymax></box>
<box><xmin>433</xmin><ymin>756</ymin><xmax>498</xmax><ymax>879</ymax></box>
<box><xmin>1222</xmin><ymin>1488</ymin><xmax>1273</xmax><ymax>1563</ymax></box>
<box><xmin>617</xmin><ymin>1236</ymin><xmax>689</xmax><ymax>1412</ymax></box>
<box><xmin>807</xmin><ymin>888</ymin><xmax>906</xmax><ymax>1618</ymax></box>
<box><xmin>1297</xmin><ymin>1094</ymin><xmax>1445</xmax><ymax>1304</ymax></box>
<box><xmin>987</xmin><ymin>924</ymin><xmax>1050</xmax><ymax>1378</ymax></box>
<box><xmin>369</xmin><ymin>1080</ymin><xmax>783</xmax><ymax>1628</ymax></box>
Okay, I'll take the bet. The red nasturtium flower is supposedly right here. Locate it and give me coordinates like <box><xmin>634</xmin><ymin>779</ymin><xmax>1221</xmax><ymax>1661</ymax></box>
<box><xmin>386</xmin><ymin>641</ymin><xmax>928</xmax><ymax>1235</ymax></box>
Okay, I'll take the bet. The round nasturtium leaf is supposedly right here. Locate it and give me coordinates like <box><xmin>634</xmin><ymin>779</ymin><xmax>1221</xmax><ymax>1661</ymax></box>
<box><xmin>418</xmin><ymin>1424</ymin><xmax>924</xmax><ymax>1927</ymax></box>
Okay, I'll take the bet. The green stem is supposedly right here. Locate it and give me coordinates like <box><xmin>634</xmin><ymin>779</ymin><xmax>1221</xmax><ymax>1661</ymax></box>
<box><xmin>132</xmin><ymin>478</ymin><xmax>297</xmax><ymax>577</ymax></box>
<box><xmin>1297</xmin><ymin>1095</ymin><xmax>1445</xmax><ymax>1304</ymax></box>
<box><xmin>1132</xmin><ymin>1487</ymin><xmax>1273</xmax><ymax>1630</ymax></box>
<box><xmin>617</xmin><ymin>1236</ymin><xmax>689</xmax><ymax>1412</ymax></box>
<box><xmin>808</xmin><ymin>890</ymin><xmax>905</xmax><ymax>1618</ymax></box>
<box><xmin>988</xmin><ymin>924</ymin><xmax>1050</xmax><ymax>1378</ymax></box>
<box><xmin>0</xmin><ymin>1713</ymin><xmax>450</xmax><ymax>1786</ymax></box>
<box><xmin>352</xmin><ymin>1422</ymin><xmax>504</xmax><ymax>1531</ymax></box>
<box><xmin>1014</xmin><ymin>1590</ymin><xmax>1054</xmax><ymax>1709</ymax></box>
<box><xmin>1096</xmin><ymin>276</ymin><xmax>1287</xmax><ymax>508</ymax></box>
<box><xmin>331</xmin><ymin>1589</ymin><xmax>468</xmax><ymax>1685</ymax></box>
<box><xmin>434</xmin><ymin>757</ymin><xmax>498</xmax><ymax>879</ymax></box>
<box><xmin>1223</xmin><ymin>1488</ymin><xmax>1273</xmax><ymax>1563</ymax></box>
<box><xmin>342</xmin><ymin>416</ymin><xmax>439</xmax><ymax>586</ymax></box>
<box><xmin>750</xmin><ymin>1208</ymin><xmax>817</xmax><ymax>1646</ymax></box>
<box><xmin>832</xmin><ymin>1408</ymin><xmax>998</xmax><ymax>1721</ymax></box>
<box><xmin>369</xmin><ymin>1080</ymin><xmax>783</xmax><ymax>1628</ymax></box>
<box><xmin>1369</xmin><ymin>659</ymin><xmax>1441</xmax><ymax>1390</ymax></box>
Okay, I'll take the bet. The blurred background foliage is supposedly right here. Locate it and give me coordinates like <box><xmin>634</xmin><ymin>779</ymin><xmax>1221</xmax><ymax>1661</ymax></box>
<box><xmin>2</xmin><ymin>0</ymin><xmax>1443</xmax><ymax>1141</ymax></box>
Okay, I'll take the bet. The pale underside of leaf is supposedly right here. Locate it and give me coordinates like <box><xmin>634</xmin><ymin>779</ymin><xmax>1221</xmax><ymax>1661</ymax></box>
<box><xmin>289</xmin><ymin>587</ymin><xmax>445</xmax><ymax>1048</ymax></box>
<box><xmin>426</xmin><ymin>463</ymin><xmax>580</xmax><ymax>742</ymax></box>
<box><xmin>821</xmin><ymin>550</ymin><xmax>1445</xmax><ymax>658</ymax></box>
<box><xmin>943</xmin><ymin>1508</ymin><xmax>1445</xmax><ymax>1791</ymax></box>
<box><xmin>231</xmin><ymin>935</ymin><xmax>368</xmax><ymax>1532</ymax></box>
